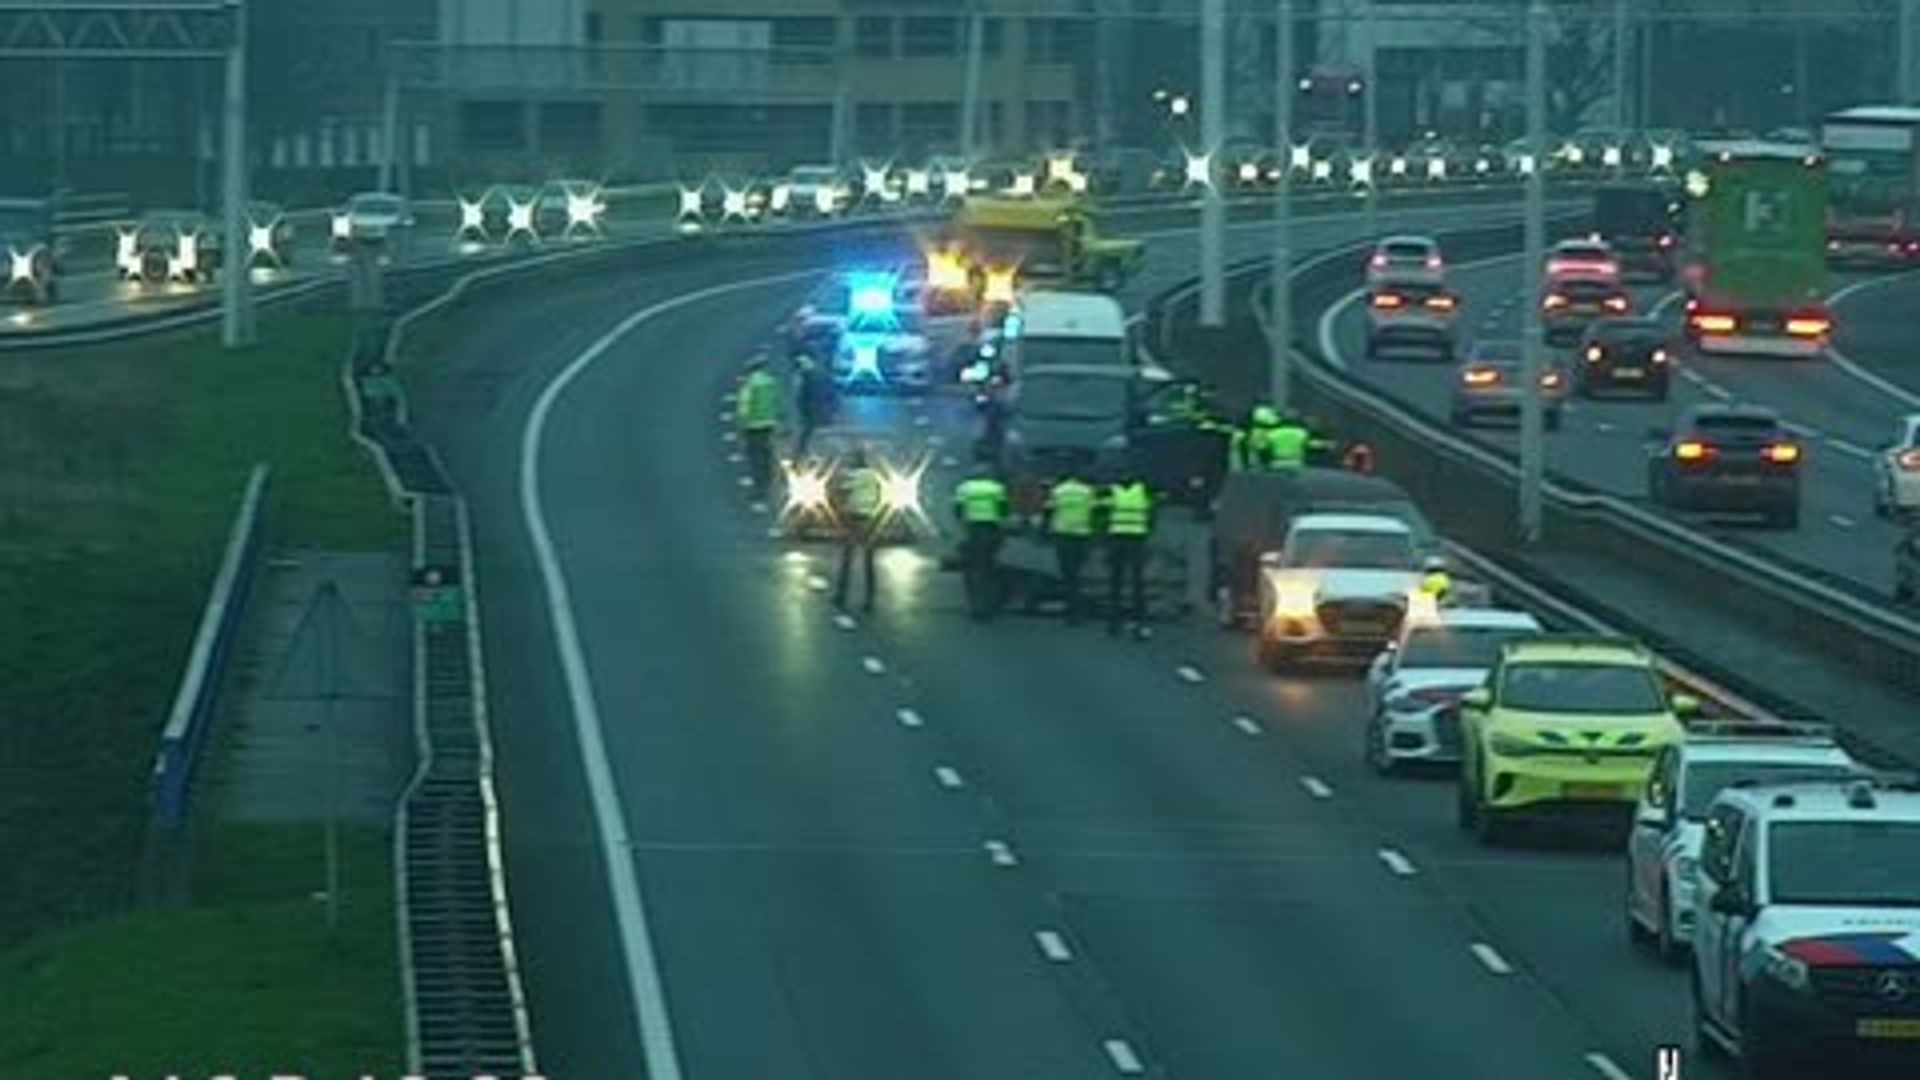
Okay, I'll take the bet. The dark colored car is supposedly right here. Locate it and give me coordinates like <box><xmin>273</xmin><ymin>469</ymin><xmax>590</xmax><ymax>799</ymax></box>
<box><xmin>1647</xmin><ymin>405</ymin><xmax>1802</xmax><ymax>527</ymax></box>
<box><xmin>1577</xmin><ymin>317</ymin><xmax>1675</xmax><ymax>399</ymax></box>
<box><xmin>1208</xmin><ymin>468</ymin><xmax>1438</xmax><ymax>629</ymax></box>
<box><xmin>0</xmin><ymin>197</ymin><xmax>61</xmax><ymax>304</ymax></box>
<box><xmin>1593</xmin><ymin>182</ymin><xmax>1682</xmax><ymax>281</ymax></box>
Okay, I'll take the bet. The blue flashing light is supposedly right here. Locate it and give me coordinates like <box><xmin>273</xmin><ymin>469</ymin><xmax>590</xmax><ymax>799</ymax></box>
<box><xmin>846</xmin><ymin>271</ymin><xmax>898</xmax><ymax>323</ymax></box>
<box><xmin>844</xmin><ymin>336</ymin><xmax>884</xmax><ymax>381</ymax></box>
<box><xmin>978</xmin><ymin>341</ymin><xmax>998</xmax><ymax>360</ymax></box>
<box><xmin>960</xmin><ymin>359</ymin><xmax>991</xmax><ymax>384</ymax></box>
<box><xmin>1002</xmin><ymin>312</ymin><xmax>1023</xmax><ymax>340</ymax></box>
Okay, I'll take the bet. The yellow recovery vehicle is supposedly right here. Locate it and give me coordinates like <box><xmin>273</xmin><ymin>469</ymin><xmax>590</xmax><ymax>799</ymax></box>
<box><xmin>933</xmin><ymin>196</ymin><xmax>1145</xmax><ymax>297</ymax></box>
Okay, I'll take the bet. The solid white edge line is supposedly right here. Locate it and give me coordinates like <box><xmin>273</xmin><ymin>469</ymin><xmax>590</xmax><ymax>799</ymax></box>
<box><xmin>1469</xmin><ymin>942</ymin><xmax>1514</xmax><ymax>975</ymax></box>
<box><xmin>521</xmin><ymin>268</ymin><xmax>815</xmax><ymax>1080</ymax></box>
<box><xmin>1826</xmin><ymin>273</ymin><xmax>1920</xmax><ymax>410</ymax></box>
<box><xmin>1035</xmin><ymin>930</ymin><xmax>1073</xmax><ymax>962</ymax></box>
<box><xmin>1584</xmin><ymin>1050</ymin><xmax>1636</xmax><ymax>1080</ymax></box>
<box><xmin>1378</xmin><ymin>848</ymin><xmax>1418</xmax><ymax>876</ymax></box>
<box><xmin>1103</xmin><ymin>1038</ymin><xmax>1147</xmax><ymax>1075</ymax></box>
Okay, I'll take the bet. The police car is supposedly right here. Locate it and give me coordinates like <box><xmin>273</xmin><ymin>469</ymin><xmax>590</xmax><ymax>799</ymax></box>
<box><xmin>1691</xmin><ymin>777</ymin><xmax>1920</xmax><ymax>1078</ymax></box>
<box><xmin>1363</xmin><ymin>607</ymin><xmax>1543</xmax><ymax>773</ymax></box>
<box><xmin>1625</xmin><ymin>721</ymin><xmax>1863</xmax><ymax>964</ymax></box>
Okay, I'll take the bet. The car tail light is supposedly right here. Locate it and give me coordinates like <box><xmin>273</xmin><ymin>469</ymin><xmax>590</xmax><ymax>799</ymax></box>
<box><xmin>1369</xmin><ymin>253</ymin><xmax>1388</xmax><ymax>269</ymax></box>
<box><xmin>1658</xmin><ymin>234</ymin><xmax>1675</xmax><ymax>249</ymax></box>
<box><xmin>1544</xmin><ymin>293</ymin><xmax>1568</xmax><ymax>310</ymax></box>
<box><xmin>1541</xmin><ymin>371</ymin><xmax>1564</xmax><ymax>389</ymax></box>
<box><xmin>1462</xmin><ymin>367</ymin><xmax>1501</xmax><ymax>386</ymax></box>
<box><xmin>1785</xmin><ymin>314</ymin><xmax>1831</xmax><ymax>337</ymax></box>
<box><xmin>1651</xmin><ymin>347</ymin><xmax>1671</xmax><ymax>365</ymax></box>
<box><xmin>1764</xmin><ymin>442</ymin><xmax>1802</xmax><ymax>465</ymax></box>
<box><xmin>1692</xmin><ymin>312</ymin><xmax>1737</xmax><ymax>333</ymax></box>
<box><xmin>1584</xmin><ymin>345</ymin><xmax>1604</xmax><ymax>363</ymax></box>
<box><xmin>1674</xmin><ymin>440</ymin><xmax>1715</xmax><ymax>462</ymax></box>
<box><xmin>1371</xmin><ymin>292</ymin><xmax>1405</xmax><ymax>309</ymax></box>
<box><xmin>1424</xmin><ymin>294</ymin><xmax>1457</xmax><ymax>311</ymax></box>
<box><xmin>1425</xmin><ymin>254</ymin><xmax>1443</xmax><ymax>270</ymax></box>
<box><xmin>1604</xmin><ymin>294</ymin><xmax>1630</xmax><ymax>313</ymax></box>
<box><xmin>1897</xmin><ymin>448</ymin><xmax>1920</xmax><ymax>471</ymax></box>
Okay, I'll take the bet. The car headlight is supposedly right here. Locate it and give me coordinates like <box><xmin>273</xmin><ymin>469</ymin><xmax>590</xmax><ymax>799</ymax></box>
<box><xmin>1761</xmin><ymin>943</ymin><xmax>1810</xmax><ymax>991</ymax></box>
<box><xmin>1272</xmin><ymin>581</ymin><xmax>1318</xmax><ymax>619</ymax></box>
<box><xmin>1486</xmin><ymin>731</ymin><xmax>1544</xmax><ymax>757</ymax></box>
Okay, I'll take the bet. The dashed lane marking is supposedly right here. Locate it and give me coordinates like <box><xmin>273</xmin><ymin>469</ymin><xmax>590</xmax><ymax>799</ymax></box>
<box><xmin>749</xmin><ymin>501</ymin><xmax>769</xmax><ymax>516</ymax></box>
<box><xmin>1176</xmin><ymin>664</ymin><xmax>1206</xmax><ymax>684</ymax></box>
<box><xmin>1470</xmin><ymin>942</ymin><xmax>1514</xmax><ymax>975</ymax></box>
<box><xmin>1300</xmin><ymin>776</ymin><xmax>1334</xmax><ymax>799</ymax></box>
<box><xmin>896</xmin><ymin>707</ymin><xmax>924</xmax><ymax>728</ymax></box>
<box><xmin>940</xmin><ymin>454</ymin><xmax>960</xmax><ymax>468</ymax></box>
<box><xmin>1583</xmin><ymin>1051</ymin><xmax>1636</xmax><ymax>1080</ymax></box>
<box><xmin>735</xmin><ymin>475</ymin><xmax>754</xmax><ymax>488</ymax></box>
<box><xmin>1035</xmin><ymin>930</ymin><xmax>1074</xmax><ymax>962</ymax></box>
<box><xmin>833</xmin><ymin>613</ymin><xmax>857</xmax><ymax>630</ymax></box>
<box><xmin>983</xmin><ymin>839</ymin><xmax>1018</xmax><ymax>866</ymax></box>
<box><xmin>1232</xmin><ymin>715</ymin><xmax>1264</xmax><ymax>736</ymax></box>
<box><xmin>721</xmin><ymin>431</ymin><xmax>738</xmax><ymax>443</ymax></box>
<box><xmin>1378</xmin><ymin>848</ymin><xmax>1418</xmax><ymax>876</ymax></box>
<box><xmin>1103</xmin><ymin>1039</ymin><xmax>1146</xmax><ymax>1076</ymax></box>
<box><xmin>806</xmin><ymin>575</ymin><xmax>829</xmax><ymax>592</ymax></box>
<box><xmin>862</xmin><ymin>655</ymin><xmax>887</xmax><ymax>675</ymax></box>
<box><xmin>933</xmin><ymin>765</ymin><xmax>965</xmax><ymax>789</ymax></box>
<box><xmin>1829</xmin><ymin>514</ymin><xmax>1858</xmax><ymax>529</ymax></box>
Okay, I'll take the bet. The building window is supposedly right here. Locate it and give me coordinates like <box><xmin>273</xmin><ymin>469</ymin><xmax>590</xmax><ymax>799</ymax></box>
<box><xmin>855</xmin><ymin>17</ymin><xmax>892</xmax><ymax>58</ymax></box>
<box><xmin>980</xmin><ymin>18</ymin><xmax>1003</xmax><ymax>58</ymax></box>
<box><xmin>1025</xmin><ymin>100</ymin><xmax>1071</xmax><ymax>147</ymax></box>
<box><xmin>900</xmin><ymin>102</ymin><xmax>959</xmax><ymax>151</ymax></box>
<box><xmin>855</xmin><ymin>102</ymin><xmax>894</xmax><ymax>154</ymax></box>
<box><xmin>1027</xmin><ymin>18</ymin><xmax>1091</xmax><ymax>64</ymax></box>
<box><xmin>585</xmin><ymin>12</ymin><xmax>602</xmax><ymax>43</ymax></box>
<box><xmin>902</xmin><ymin>17</ymin><xmax>958</xmax><ymax>58</ymax></box>
<box><xmin>773</xmin><ymin>18</ymin><xmax>833</xmax><ymax>50</ymax></box>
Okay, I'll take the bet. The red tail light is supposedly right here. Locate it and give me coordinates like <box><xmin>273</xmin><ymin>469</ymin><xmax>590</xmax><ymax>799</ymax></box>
<box><xmin>1544</xmin><ymin>293</ymin><xmax>1568</xmax><ymax>310</ymax></box>
<box><xmin>1425</xmin><ymin>254</ymin><xmax>1444</xmax><ymax>270</ymax></box>
<box><xmin>1785</xmin><ymin>314</ymin><xmax>1831</xmax><ymax>337</ymax></box>
<box><xmin>1462</xmin><ymin>367</ymin><xmax>1501</xmax><ymax>386</ymax></box>
<box><xmin>1674</xmin><ymin>440</ymin><xmax>1715</xmax><ymax>462</ymax></box>
<box><xmin>1764</xmin><ymin>442</ymin><xmax>1802</xmax><ymax>465</ymax></box>
<box><xmin>1369</xmin><ymin>254</ymin><xmax>1387</xmax><ymax>269</ymax></box>
<box><xmin>1424</xmin><ymin>294</ymin><xmax>1457</xmax><ymax>311</ymax></box>
<box><xmin>1371</xmin><ymin>292</ymin><xmax>1405</xmax><ymax>309</ymax></box>
<box><xmin>1692</xmin><ymin>312</ymin><xmax>1737</xmax><ymax>333</ymax></box>
<box><xmin>1604</xmin><ymin>295</ymin><xmax>1630</xmax><ymax>313</ymax></box>
<box><xmin>1897</xmin><ymin>448</ymin><xmax>1920</xmax><ymax>471</ymax></box>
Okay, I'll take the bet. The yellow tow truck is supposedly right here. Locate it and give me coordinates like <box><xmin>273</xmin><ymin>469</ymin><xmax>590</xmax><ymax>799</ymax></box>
<box><xmin>935</xmin><ymin>196</ymin><xmax>1145</xmax><ymax>296</ymax></box>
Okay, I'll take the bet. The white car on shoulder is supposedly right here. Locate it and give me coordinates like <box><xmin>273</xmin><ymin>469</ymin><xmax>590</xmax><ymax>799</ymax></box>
<box><xmin>1626</xmin><ymin>722</ymin><xmax>1863</xmax><ymax>964</ymax></box>
<box><xmin>1255</xmin><ymin>513</ymin><xmax>1424</xmax><ymax>671</ymax></box>
<box><xmin>1362</xmin><ymin>607</ymin><xmax>1544</xmax><ymax>773</ymax></box>
<box><xmin>1873</xmin><ymin>413</ymin><xmax>1920</xmax><ymax>518</ymax></box>
<box><xmin>1691</xmin><ymin>778</ymin><xmax>1920</xmax><ymax>1078</ymax></box>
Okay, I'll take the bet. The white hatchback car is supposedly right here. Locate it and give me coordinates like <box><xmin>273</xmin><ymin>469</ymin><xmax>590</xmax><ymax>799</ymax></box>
<box><xmin>1363</xmin><ymin>607</ymin><xmax>1543</xmax><ymax>773</ymax></box>
<box><xmin>1873</xmin><ymin>413</ymin><xmax>1920</xmax><ymax>518</ymax></box>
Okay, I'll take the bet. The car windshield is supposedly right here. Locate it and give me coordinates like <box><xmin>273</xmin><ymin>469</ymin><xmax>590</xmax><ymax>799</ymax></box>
<box><xmin>1694</xmin><ymin>415</ymin><xmax>1780</xmax><ymax>439</ymax></box>
<box><xmin>1382</xmin><ymin>242</ymin><xmax>1432</xmax><ymax>259</ymax></box>
<box><xmin>1286</xmin><ymin>529</ymin><xmax>1416</xmax><ymax>570</ymax></box>
<box><xmin>1401</xmin><ymin>626</ymin><xmax>1537</xmax><ymax>669</ymax></box>
<box><xmin>1499</xmin><ymin>662</ymin><xmax>1666</xmax><ymax>714</ymax></box>
<box><xmin>1679</xmin><ymin>762</ymin><xmax>1857</xmax><ymax>819</ymax></box>
<box><xmin>1020</xmin><ymin>336</ymin><xmax>1125</xmax><ymax>369</ymax></box>
<box><xmin>1768</xmin><ymin>821</ymin><xmax>1920</xmax><ymax>906</ymax></box>
<box><xmin>1016</xmin><ymin>373</ymin><xmax>1129</xmax><ymax>420</ymax></box>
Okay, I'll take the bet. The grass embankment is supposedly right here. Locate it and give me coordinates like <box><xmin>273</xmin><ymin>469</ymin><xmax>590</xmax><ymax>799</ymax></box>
<box><xmin>0</xmin><ymin>311</ymin><xmax>405</xmax><ymax>1076</ymax></box>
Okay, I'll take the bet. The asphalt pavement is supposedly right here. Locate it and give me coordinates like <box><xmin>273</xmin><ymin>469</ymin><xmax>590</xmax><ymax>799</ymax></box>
<box><xmin>1317</xmin><ymin>251</ymin><xmax>1911</xmax><ymax>598</ymax></box>
<box><xmin>404</xmin><ymin>203</ymin><xmax>1814</xmax><ymax>1080</ymax></box>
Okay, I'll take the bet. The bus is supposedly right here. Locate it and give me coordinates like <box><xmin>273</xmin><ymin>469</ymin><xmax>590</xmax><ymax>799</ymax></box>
<box><xmin>1820</xmin><ymin>105</ymin><xmax>1920</xmax><ymax>265</ymax></box>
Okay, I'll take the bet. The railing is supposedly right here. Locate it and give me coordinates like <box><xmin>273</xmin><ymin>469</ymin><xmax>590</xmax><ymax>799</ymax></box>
<box><xmin>394</xmin><ymin>41</ymin><xmax>839</xmax><ymax>96</ymax></box>
<box><xmin>151</xmin><ymin>462</ymin><xmax>269</xmax><ymax>829</ymax></box>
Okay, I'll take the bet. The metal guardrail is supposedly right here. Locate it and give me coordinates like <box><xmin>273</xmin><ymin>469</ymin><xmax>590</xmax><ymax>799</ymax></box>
<box><xmin>151</xmin><ymin>462</ymin><xmax>269</xmax><ymax>829</ymax></box>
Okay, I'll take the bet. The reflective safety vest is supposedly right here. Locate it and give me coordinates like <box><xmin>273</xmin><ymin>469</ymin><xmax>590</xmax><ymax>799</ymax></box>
<box><xmin>840</xmin><ymin>467</ymin><xmax>883</xmax><ymax>518</ymax></box>
<box><xmin>736</xmin><ymin>370</ymin><xmax>781</xmax><ymax>432</ymax></box>
<box><xmin>1266</xmin><ymin>424</ymin><xmax>1311</xmax><ymax>470</ymax></box>
<box><xmin>1046</xmin><ymin>478</ymin><xmax>1098</xmax><ymax>537</ymax></box>
<box><xmin>954</xmin><ymin>476</ymin><xmax>1009</xmax><ymax>524</ymax></box>
<box><xmin>1106</xmin><ymin>482</ymin><xmax>1153</xmax><ymax>536</ymax></box>
<box><xmin>1421</xmin><ymin>570</ymin><xmax>1452</xmax><ymax>599</ymax></box>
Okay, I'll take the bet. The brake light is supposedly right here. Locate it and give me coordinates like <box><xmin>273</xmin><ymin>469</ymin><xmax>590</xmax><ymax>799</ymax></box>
<box><xmin>1674</xmin><ymin>440</ymin><xmax>1715</xmax><ymax>462</ymax></box>
<box><xmin>1785</xmin><ymin>315</ymin><xmax>1831</xmax><ymax>337</ymax></box>
<box><xmin>1369</xmin><ymin>253</ymin><xmax>1388</xmax><ymax>269</ymax></box>
<box><xmin>1764</xmin><ymin>442</ymin><xmax>1802</xmax><ymax>465</ymax></box>
<box><xmin>1424</xmin><ymin>294</ymin><xmax>1457</xmax><ymax>311</ymax></box>
<box><xmin>1897</xmin><ymin>448</ymin><xmax>1920</xmax><ymax>471</ymax></box>
<box><xmin>1462</xmin><ymin>367</ymin><xmax>1501</xmax><ymax>386</ymax></box>
<box><xmin>1371</xmin><ymin>292</ymin><xmax>1405</xmax><ymax>309</ymax></box>
<box><xmin>1604</xmin><ymin>295</ymin><xmax>1630</xmax><ymax>313</ymax></box>
<box><xmin>1425</xmin><ymin>254</ymin><xmax>1443</xmax><ymax>270</ymax></box>
<box><xmin>1658</xmin><ymin>234</ymin><xmax>1675</xmax><ymax>249</ymax></box>
<box><xmin>1544</xmin><ymin>293</ymin><xmax>1568</xmax><ymax>310</ymax></box>
<box><xmin>1692</xmin><ymin>312</ymin><xmax>1737</xmax><ymax>333</ymax></box>
<box><xmin>1541</xmin><ymin>371</ymin><xmax>1564</xmax><ymax>388</ymax></box>
<box><xmin>1585</xmin><ymin>345</ymin><xmax>1604</xmax><ymax>363</ymax></box>
<box><xmin>1651</xmin><ymin>347</ymin><xmax>1670</xmax><ymax>364</ymax></box>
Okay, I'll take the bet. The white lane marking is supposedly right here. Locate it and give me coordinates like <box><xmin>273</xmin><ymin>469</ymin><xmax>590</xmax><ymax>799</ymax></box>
<box><xmin>1035</xmin><ymin>930</ymin><xmax>1074</xmax><ymax>962</ymax></box>
<box><xmin>721</xmin><ymin>430</ymin><xmax>737</xmax><ymax>443</ymax></box>
<box><xmin>1231</xmin><ymin>715</ymin><xmax>1263</xmax><ymax>736</ymax></box>
<box><xmin>1594</xmin><ymin>421</ymin><xmax>1616</xmax><ymax>434</ymax></box>
<box><xmin>913</xmin><ymin>413</ymin><xmax>931</xmax><ymax>427</ymax></box>
<box><xmin>933</xmin><ymin>765</ymin><xmax>965</xmax><ymax>789</ymax></box>
<box><xmin>805</xmin><ymin>574</ymin><xmax>829</xmax><ymax>592</ymax></box>
<box><xmin>983</xmin><ymin>839</ymin><xmax>1019</xmax><ymax>866</ymax></box>
<box><xmin>1469</xmin><ymin>942</ymin><xmax>1514</xmax><ymax>975</ymax></box>
<box><xmin>717</xmin><ymin>411</ymin><xmax>730</xmax><ymax>423</ymax></box>
<box><xmin>749</xmin><ymin>501</ymin><xmax>769</xmax><ymax>516</ymax></box>
<box><xmin>1584</xmin><ymin>1051</ymin><xmax>1636</xmax><ymax>1080</ymax></box>
<box><xmin>1176</xmin><ymin>664</ymin><xmax>1206</xmax><ymax>684</ymax></box>
<box><xmin>1828</xmin><ymin>438</ymin><xmax>1874</xmax><ymax>460</ymax></box>
<box><xmin>1829</xmin><ymin>514</ymin><xmax>1858</xmax><ymax>529</ymax></box>
<box><xmin>1316</xmin><ymin>285</ymin><xmax>1367</xmax><ymax>372</ymax></box>
<box><xmin>1825</xmin><ymin>273</ymin><xmax>1920</xmax><ymax>409</ymax></box>
<box><xmin>862</xmin><ymin>655</ymin><xmax>887</xmax><ymax>675</ymax></box>
<box><xmin>896</xmin><ymin>707</ymin><xmax>925</xmax><ymax>728</ymax></box>
<box><xmin>833</xmin><ymin>613</ymin><xmax>857</xmax><ymax>630</ymax></box>
<box><xmin>521</xmin><ymin>272</ymin><xmax>819</xmax><ymax>1080</ymax></box>
<box><xmin>940</xmin><ymin>454</ymin><xmax>960</xmax><ymax>468</ymax></box>
<box><xmin>1378</xmin><ymin>848</ymin><xmax>1418</xmax><ymax>876</ymax></box>
<box><xmin>735</xmin><ymin>475</ymin><xmax>753</xmax><ymax>488</ymax></box>
<box><xmin>926</xmin><ymin>434</ymin><xmax>945</xmax><ymax>447</ymax></box>
<box><xmin>727</xmin><ymin>451</ymin><xmax>744</xmax><ymax>463</ymax></box>
<box><xmin>1103</xmin><ymin>1038</ymin><xmax>1146</xmax><ymax>1076</ymax></box>
<box><xmin>1300</xmin><ymin>776</ymin><xmax>1334</xmax><ymax>799</ymax></box>
<box><xmin>1782</xmin><ymin>420</ymin><xmax>1818</xmax><ymax>439</ymax></box>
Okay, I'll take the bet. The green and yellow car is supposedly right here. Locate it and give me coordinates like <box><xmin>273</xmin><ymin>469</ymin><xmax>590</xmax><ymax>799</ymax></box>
<box><xmin>1456</xmin><ymin>635</ymin><xmax>1695</xmax><ymax>844</ymax></box>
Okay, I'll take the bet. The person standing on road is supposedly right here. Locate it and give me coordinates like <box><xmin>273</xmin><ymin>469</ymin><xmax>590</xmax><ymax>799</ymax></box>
<box><xmin>792</xmin><ymin>349</ymin><xmax>837</xmax><ymax>455</ymax></box>
<box><xmin>832</xmin><ymin>447</ymin><xmax>884</xmax><ymax>612</ymax></box>
<box><xmin>1264</xmin><ymin>410</ymin><xmax>1312</xmax><ymax>473</ymax></box>
<box><xmin>1420</xmin><ymin>555</ymin><xmax>1454</xmax><ymax>607</ymax></box>
<box><xmin>1104</xmin><ymin>467</ymin><xmax>1155</xmax><ymax>639</ymax></box>
<box><xmin>1234</xmin><ymin>404</ymin><xmax>1284</xmax><ymax>471</ymax></box>
<box><xmin>953</xmin><ymin>466</ymin><xmax>1011</xmax><ymax>621</ymax></box>
<box><xmin>736</xmin><ymin>353</ymin><xmax>782</xmax><ymax>499</ymax></box>
<box><xmin>1045</xmin><ymin>472</ymin><xmax>1098</xmax><ymax>625</ymax></box>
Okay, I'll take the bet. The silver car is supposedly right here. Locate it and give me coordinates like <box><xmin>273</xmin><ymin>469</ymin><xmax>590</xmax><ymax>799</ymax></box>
<box><xmin>1363</xmin><ymin>281</ymin><xmax>1460</xmax><ymax>360</ymax></box>
<box><xmin>1363</xmin><ymin>608</ymin><xmax>1544</xmax><ymax>773</ymax></box>
<box><xmin>1449</xmin><ymin>340</ymin><xmax>1569</xmax><ymax>428</ymax></box>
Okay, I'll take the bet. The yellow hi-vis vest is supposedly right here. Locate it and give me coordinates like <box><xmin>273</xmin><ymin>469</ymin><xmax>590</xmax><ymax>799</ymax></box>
<box><xmin>736</xmin><ymin>370</ymin><xmax>780</xmax><ymax>431</ymax></box>
<box><xmin>954</xmin><ymin>476</ymin><xmax>1008</xmax><ymax>524</ymax></box>
<box><xmin>1106</xmin><ymin>482</ymin><xmax>1153</xmax><ymax>536</ymax></box>
<box><xmin>841</xmin><ymin>467</ymin><xmax>883</xmax><ymax>518</ymax></box>
<box><xmin>1046</xmin><ymin>478</ymin><xmax>1097</xmax><ymax>537</ymax></box>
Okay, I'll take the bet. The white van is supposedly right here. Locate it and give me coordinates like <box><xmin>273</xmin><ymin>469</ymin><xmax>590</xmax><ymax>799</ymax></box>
<box><xmin>1001</xmin><ymin>291</ymin><xmax>1133</xmax><ymax>375</ymax></box>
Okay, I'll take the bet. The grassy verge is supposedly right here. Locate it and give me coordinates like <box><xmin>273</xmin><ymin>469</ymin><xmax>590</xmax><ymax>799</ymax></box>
<box><xmin>0</xmin><ymin>824</ymin><xmax>403</xmax><ymax>1079</ymax></box>
<box><xmin>0</xmin><ymin>309</ymin><xmax>406</xmax><ymax>1072</ymax></box>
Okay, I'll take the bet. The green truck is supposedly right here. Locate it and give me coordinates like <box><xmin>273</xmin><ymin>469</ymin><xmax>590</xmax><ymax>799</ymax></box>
<box><xmin>1682</xmin><ymin>140</ymin><xmax>1831</xmax><ymax>358</ymax></box>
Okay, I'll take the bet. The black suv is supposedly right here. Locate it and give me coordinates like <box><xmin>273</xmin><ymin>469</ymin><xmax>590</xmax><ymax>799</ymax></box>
<box><xmin>1648</xmin><ymin>405</ymin><xmax>1802</xmax><ymax>527</ymax></box>
<box><xmin>1577</xmin><ymin>317</ymin><xmax>1674</xmax><ymax>400</ymax></box>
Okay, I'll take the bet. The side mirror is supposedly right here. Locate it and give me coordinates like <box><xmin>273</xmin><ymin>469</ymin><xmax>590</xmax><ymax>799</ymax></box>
<box><xmin>1671</xmin><ymin>693</ymin><xmax>1701</xmax><ymax>718</ymax></box>
<box><xmin>1461</xmin><ymin>687</ymin><xmax>1493</xmax><ymax>711</ymax></box>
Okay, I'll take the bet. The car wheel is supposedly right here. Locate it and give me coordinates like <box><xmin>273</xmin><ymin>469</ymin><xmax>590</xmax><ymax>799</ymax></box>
<box><xmin>1255</xmin><ymin>635</ymin><xmax>1289</xmax><ymax>673</ymax></box>
<box><xmin>1771</xmin><ymin>503</ymin><xmax>1800</xmax><ymax>529</ymax></box>
<box><xmin>1363</xmin><ymin>336</ymin><xmax>1379</xmax><ymax>359</ymax></box>
<box><xmin>1874</xmin><ymin>482</ymin><xmax>1891</xmax><ymax>519</ymax></box>
<box><xmin>1625</xmin><ymin>862</ymin><xmax>1653</xmax><ymax>947</ymax></box>
<box><xmin>1455</xmin><ymin>771</ymin><xmax>1479</xmax><ymax>830</ymax></box>
<box><xmin>1450</xmin><ymin>408</ymin><xmax>1471</xmax><ymax>426</ymax></box>
<box><xmin>1739</xmin><ymin>992</ymin><xmax>1797</xmax><ymax>1080</ymax></box>
<box><xmin>1649</xmin><ymin>379</ymin><xmax>1669</xmax><ymax>402</ymax></box>
<box><xmin>1897</xmin><ymin>575</ymin><xmax>1916</xmax><ymax>603</ymax></box>
<box><xmin>1473</xmin><ymin>798</ymin><xmax>1506</xmax><ymax>846</ymax></box>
